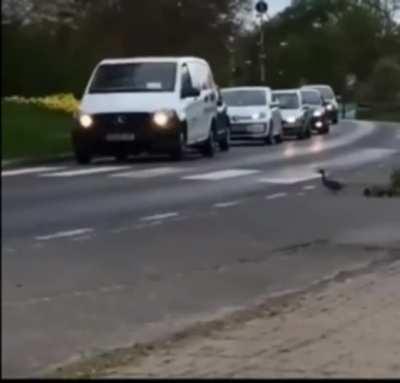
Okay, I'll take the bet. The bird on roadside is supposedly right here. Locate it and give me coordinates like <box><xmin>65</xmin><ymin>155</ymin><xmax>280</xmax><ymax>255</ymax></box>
<box><xmin>317</xmin><ymin>169</ymin><xmax>345</xmax><ymax>193</ymax></box>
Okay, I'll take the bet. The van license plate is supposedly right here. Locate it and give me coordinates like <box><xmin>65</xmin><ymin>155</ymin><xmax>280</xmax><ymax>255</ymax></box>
<box><xmin>106</xmin><ymin>134</ymin><xmax>135</xmax><ymax>142</ymax></box>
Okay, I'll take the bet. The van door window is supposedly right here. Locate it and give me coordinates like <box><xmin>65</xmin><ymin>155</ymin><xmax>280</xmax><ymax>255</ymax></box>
<box><xmin>181</xmin><ymin>65</ymin><xmax>194</xmax><ymax>97</ymax></box>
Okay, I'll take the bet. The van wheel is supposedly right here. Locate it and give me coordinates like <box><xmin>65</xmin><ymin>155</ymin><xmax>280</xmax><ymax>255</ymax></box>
<box><xmin>170</xmin><ymin>132</ymin><xmax>185</xmax><ymax>161</ymax></box>
<box><xmin>201</xmin><ymin>128</ymin><xmax>217</xmax><ymax>158</ymax></box>
<box><xmin>219</xmin><ymin>129</ymin><xmax>231</xmax><ymax>152</ymax></box>
<box><xmin>74</xmin><ymin>147</ymin><xmax>92</xmax><ymax>165</ymax></box>
<box><xmin>115</xmin><ymin>153</ymin><xmax>128</xmax><ymax>163</ymax></box>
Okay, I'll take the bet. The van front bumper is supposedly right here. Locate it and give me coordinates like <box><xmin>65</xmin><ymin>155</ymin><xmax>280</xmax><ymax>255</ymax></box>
<box><xmin>72</xmin><ymin>113</ymin><xmax>183</xmax><ymax>155</ymax></box>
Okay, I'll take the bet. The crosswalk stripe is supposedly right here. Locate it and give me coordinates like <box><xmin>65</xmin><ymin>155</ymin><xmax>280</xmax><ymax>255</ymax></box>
<box><xmin>183</xmin><ymin>169</ymin><xmax>260</xmax><ymax>181</ymax></box>
<box><xmin>259</xmin><ymin>173</ymin><xmax>320</xmax><ymax>185</ymax></box>
<box><xmin>110</xmin><ymin>167</ymin><xmax>188</xmax><ymax>179</ymax></box>
<box><xmin>2</xmin><ymin>166</ymin><xmax>66</xmax><ymax>177</ymax></box>
<box><xmin>40</xmin><ymin>166</ymin><xmax>131</xmax><ymax>178</ymax></box>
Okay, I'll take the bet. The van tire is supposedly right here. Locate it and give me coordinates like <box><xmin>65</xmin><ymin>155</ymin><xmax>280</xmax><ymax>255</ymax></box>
<box><xmin>74</xmin><ymin>146</ymin><xmax>92</xmax><ymax>165</ymax></box>
<box><xmin>170</xmin><ymin>132</ymin><xmax>186</xmax><ymax>161</ymax></box>
<box><xmin>219</xmin><ymin>129</ymin><xmax>231</xmax><ymax>152</ymax></box>
<box><xmin>201</xmin><ymin>127</ymin><xmax>217</xmax><ymax>158</ymax></box>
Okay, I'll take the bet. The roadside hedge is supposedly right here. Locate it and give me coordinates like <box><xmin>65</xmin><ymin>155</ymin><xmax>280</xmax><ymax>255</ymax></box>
<box><xmin>3</xmin><ymin>93</ymin><xmax>80</xmax><ymax>115</ymax></box>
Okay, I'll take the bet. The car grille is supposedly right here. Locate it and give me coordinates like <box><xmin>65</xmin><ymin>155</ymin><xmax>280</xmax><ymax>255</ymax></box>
<box><xmin>231</xmin><ymin>124</ymin><xmax>266</xmax><ymax>134</ymax></box>
<box><xmin>92</xmin><ymin>113</ymin><xmax>153</xmax><ymax>135</ymax></box>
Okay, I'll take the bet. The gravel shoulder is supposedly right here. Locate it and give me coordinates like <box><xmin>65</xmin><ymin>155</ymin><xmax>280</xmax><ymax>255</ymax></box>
<box><xmin>101</xmin><ymin>260</ymin><xmax>400</xmax><ymax>379</ymax></box>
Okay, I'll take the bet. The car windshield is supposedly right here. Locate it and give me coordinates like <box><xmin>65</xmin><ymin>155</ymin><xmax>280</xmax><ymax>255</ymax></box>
<box><xmin>301</xmin><ymin>91</ymin><xmax>322</xmax><ymax>106</ymax></box>
<box><xmin>222</xmin><ymin>90</ymin><xmax>267</xmax><ymax>107</ymax></box>
<box><xmin>313</xmin><ymin>86</ymin><xmax>335</xmax><ymax>100</ymax></box>
<box><xmin>273</xmin><ymin>93</ymin><xmax>300</xmax><ymax>109</ymax></box>
<box><xmin>89</xmin><ymin>62</ymin><xmax>177</xmax><ymax>93</ymax></box>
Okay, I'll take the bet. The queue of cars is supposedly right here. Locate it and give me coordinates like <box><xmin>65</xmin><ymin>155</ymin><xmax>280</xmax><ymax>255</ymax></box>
<box><xmin>73</xmin><ymin>56</ymin><xmax>340</xmax><ymax>164</ymax></box>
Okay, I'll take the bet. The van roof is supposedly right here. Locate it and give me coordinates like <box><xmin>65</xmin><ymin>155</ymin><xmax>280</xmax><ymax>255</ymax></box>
<box><xmin>273</xmin><ymin>89</ymin><xmax>300</xmax><ymax>94</ymax></box>
<box><xmin>99</xmin><ymin>57</ymin><xmax>208</xmax><ymax>65</ymax></box>
<box><xmin>221</xmin><ymin>86</ymin><xmax>271</xmax><ymax>92</ymax></box>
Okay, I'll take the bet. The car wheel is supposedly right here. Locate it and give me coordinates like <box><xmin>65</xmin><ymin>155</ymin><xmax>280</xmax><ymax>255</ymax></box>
<box><xmin>201</xmin><ymin>127</ymin><xmax>217</xmax><ymax>158</ymax></box>
<box><xmin>264</xmin><ymin>121</ymin><xmax>274</xmax><ymax>145</ymax></box>
<box><xmin>170</xmin><ymin>132</ymin><xmax>186</xmax><ymax>161</ymax></box>
<box><xmin>219</xmin><ymin>129</ymin><xmax>231</xmax><ymax>152</ymax></box>
<box><xmin>275</xmin><ymin>134</ymin><xmax>283</xmax><ymax>144</ymax></box>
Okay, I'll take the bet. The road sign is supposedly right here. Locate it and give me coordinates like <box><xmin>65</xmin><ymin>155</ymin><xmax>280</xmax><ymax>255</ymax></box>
<box><xmin>255</xmin><ymin>1</ymin><xmax>268</xmax><ymax>14</ymax></box>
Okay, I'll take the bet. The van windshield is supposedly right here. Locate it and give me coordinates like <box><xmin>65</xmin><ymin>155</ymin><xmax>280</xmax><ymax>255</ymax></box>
<box><xmin>273</xmin><ymin>93</ymin><xmax>300</xmax><ymax>109</ymax></box>
<box><xmin>89</xmin><ymin>62</ymin><xmax>177</xmax><ymax>93</ymax></box>
<box><xmin>222</xmin><ymin>90</ymin><xmax>267</xmax><ymax>107</ymax></box>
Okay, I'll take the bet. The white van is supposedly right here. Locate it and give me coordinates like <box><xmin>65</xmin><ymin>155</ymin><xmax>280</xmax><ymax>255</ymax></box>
<box><xmin>73</xmin><ymin>57</ymin><xmax>226</xmax><ymax>163</ymax></box>
<box><xmin>221</xmin><ymin>87</ymin><xmax>283</xmax><ymax>145</ymax></box>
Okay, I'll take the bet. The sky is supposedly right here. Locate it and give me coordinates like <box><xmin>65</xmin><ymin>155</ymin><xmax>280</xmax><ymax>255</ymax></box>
<box><xmin>265</xmin><ymin>0</ymin><xmax>291</xmax><ymax>16</ymax></box>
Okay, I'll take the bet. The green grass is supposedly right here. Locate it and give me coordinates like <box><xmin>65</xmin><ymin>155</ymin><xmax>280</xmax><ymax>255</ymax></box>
<box><xmin>1</xmin><ymin>101</ymin><xmax>73</xmax><ymax>160</ymax></box>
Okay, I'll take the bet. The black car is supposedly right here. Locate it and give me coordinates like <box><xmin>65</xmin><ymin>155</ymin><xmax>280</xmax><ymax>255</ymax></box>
<box><xmin>303</xmin><ymin>85</ymin><xmax>339</xmax><ymax>124</ymax></box>
<box><xmin>300</xmin><ymin>88</ymin><xmax>330</xmax><ymax>134</ymax></box>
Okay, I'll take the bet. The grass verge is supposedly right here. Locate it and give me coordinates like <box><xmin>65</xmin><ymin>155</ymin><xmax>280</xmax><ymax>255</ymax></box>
<box><xmin>2</xmin><ymin>101</ymin><xmax>73</xmax><ymax>160</ymax></box>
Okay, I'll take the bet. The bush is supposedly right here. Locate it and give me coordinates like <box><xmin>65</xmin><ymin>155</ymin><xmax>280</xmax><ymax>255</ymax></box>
<box><xmin>3</xmin><ymin>93</ymin><xmax>79</xmax><ymax>115</ymax></box>
<box><xmin>368</xmin><ymin>57</ymin><xmax>400</xmax><ymax>103</ymax></box>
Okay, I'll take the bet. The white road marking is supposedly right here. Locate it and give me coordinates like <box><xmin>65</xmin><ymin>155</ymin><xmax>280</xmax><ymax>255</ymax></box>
<box><xmin>260</xmin><ymin>173</ymin><xmax>320</xmax><ymax>185</ymax></box>
<box><xmin>2</xmin><ymin>166</ymin><xmax>66</xmax><ymax>177</ymax></box>
<box><xmin>140</xmin><ymin>212</ymin><xmax>179</xmax><ymax>222</ymax></box>
<box><xmin>303</xmin><ymin>185</ymin><xmax>317</xmax><ymax>191</ymax></box>
<box><xmin>35</xmin><ymin>228</ymin><xmax>94</xmax><ymax>241</ymax></box>
<box><xmin>266</xmin><ymin>193</ymin><xmax>287</xmax><ymax>200</ymax></box>
<box><xmin>297</xmin><ymin>192</ymin><xmax>306</xmax><ymax>197</ymax></box>
<box><xmin>111</xmin><ymin>167</ymin><xmax>188</xmax><ymax>179</ymax></box>
<box><xmin>214</xmin><ymin>201</ymin><xmax>241</xmax><ymax>209</ymax></box>
<box><xmin>41</xmin><ymin>166</ymin><xmax>130</xmax><ymax>178</ymax></box>
<box><xmin>183</xmin><ymin>169</ymin><xmax>260</xmax><ymax>181</ymax></box>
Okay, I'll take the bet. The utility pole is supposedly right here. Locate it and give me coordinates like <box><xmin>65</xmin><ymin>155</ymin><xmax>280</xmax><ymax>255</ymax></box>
<box><xmin>255</xmin><ymin>1</ymin><xmax>268</xmax><ymax>84</ymax></box>
<box><xmin>227</xmin><ymin>36</ymin><xmax>236</xmax><ymax>87</ymax></box>
<box><xmin>259</xmin><ymin>17</ymin><xmax>267</xmax><ymax>83</ymax></box>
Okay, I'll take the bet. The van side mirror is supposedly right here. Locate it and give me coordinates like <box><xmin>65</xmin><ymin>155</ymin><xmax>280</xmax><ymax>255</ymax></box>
<box><xmin>182</xmin><ymin>87</ymin><xmax>200</xmax><ymax>99</ymax></box>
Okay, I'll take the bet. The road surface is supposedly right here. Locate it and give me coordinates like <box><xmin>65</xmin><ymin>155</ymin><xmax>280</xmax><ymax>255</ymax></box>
<box><xmin>2</xmin><ymin>120</ymin><xmax>400</xmax><ymax>377</ymax></box>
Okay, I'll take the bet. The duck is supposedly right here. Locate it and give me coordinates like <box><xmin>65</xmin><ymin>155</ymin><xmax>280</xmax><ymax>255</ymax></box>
<box><xmin>318</xmin><ymin>169</ymin><xmax>345</xmax><ymax>193</ymax></box>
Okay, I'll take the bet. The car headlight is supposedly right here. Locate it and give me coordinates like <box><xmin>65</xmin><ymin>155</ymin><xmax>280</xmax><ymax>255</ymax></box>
<box><xmin>252</xmin><ymin>112</ymin><xmax>267</xmax><ymax>120</ymax></box>
<box><xmin>79</xmin><ymin>114</ymin><xmax>93</xmax><ymax>129</ymax></box>
<box><xmin>153</xmin><ymin>110</ymin><xmax>174</xmax><ymax>128</ymax></box>
<box><xmin>286</xmin><ymin>116</ymin><xmax>297</xmax><ymax>124</ymax></box>
<box><xmin>313</xmin><ymin>110</ymin><xmax>323</xmax><ymax>118</ymax></box>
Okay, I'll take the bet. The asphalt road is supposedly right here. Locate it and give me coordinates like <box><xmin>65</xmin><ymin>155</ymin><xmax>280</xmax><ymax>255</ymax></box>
<box><xmin>2</xmin><ymin>120</ymin><xmax>400</xmax><ymax>377</ymax></box>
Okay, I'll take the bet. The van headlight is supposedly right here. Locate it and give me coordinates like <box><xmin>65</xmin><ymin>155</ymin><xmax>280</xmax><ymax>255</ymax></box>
<box><xmin>326</xmin><ymin>104</ymin><xmax>334</xmax><ymax>111</ymax></box>
<box><xmin>153</xmin><ymin>110</ymin><xmax>174</xmax><ymax>128</ymax></box>
<box><xmin>313</xmin><ymin>110</ymin><xmax>323</xmax><ymax>118</ymax></box>
<box><xmin>79</xmin><ymin>114</ymin><xmax>93</xmax><ymax>129</ymax></box>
